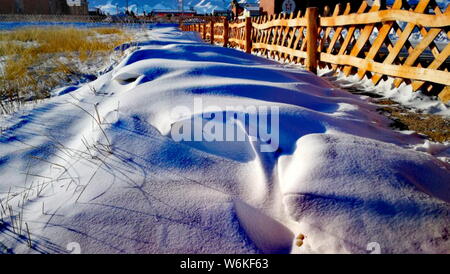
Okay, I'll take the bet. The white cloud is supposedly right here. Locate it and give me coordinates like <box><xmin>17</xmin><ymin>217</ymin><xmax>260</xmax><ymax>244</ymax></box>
<box><xmin>96</xmin><ymin>1</ymin><xmax>121</xmax><ymax>14</ymax></box>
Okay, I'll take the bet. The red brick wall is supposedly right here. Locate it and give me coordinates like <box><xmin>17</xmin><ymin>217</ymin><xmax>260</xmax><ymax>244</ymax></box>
<box><xmin>0</xmin><ymin>0</ymin><xmax>88</xmax><ymax>15</ymax></box>
<box><xmin>0</xmin><ymin>0</ymin><xmax>15</xmax><ymax>14</ymax></box>
<box><xmin>22</xmin><ymin>0</ymin><xmax>50</xmax><ymax>14</ymax></box>
<box><xmin>260</xmin><ymin>0</ymin><xmax>281</xmax><ymax>15</ymax></box>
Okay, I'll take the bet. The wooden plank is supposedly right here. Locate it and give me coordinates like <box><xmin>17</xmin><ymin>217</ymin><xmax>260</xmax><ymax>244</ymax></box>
<box><xmin>261</xmin><ymin>15</ymin><xmax>272</xmax><ymax>57</ymax></box>
<box><xmin>210</xmin><ymin>20</ymin><xmax>214</xmax><ymax>44</ymax></box>
<box><xmin>342</xmin><ymin>3</ymin><xmax>381</xmax><ymax>76</ymax></box>
<box><xmin>229</xmin><ymin>22</ymin><xmax>246</xmax><ymax>28</ymax></box>
<box><xmin>392</xmin><ymin>27</ymin><xmax>442</xmax><ymax>87</ymax></box>
<box><xmin>319</xmin><ymin>4</ymin><xmax>341</xmax><ymax>53</ymax></box>
<box><xmin>223</xmin><ymin>18</ymin><xmax>229</xmax><ymax>47</ymax></box>
<box><xmin>252</xmin><ymin>43</ymin><xmax>307</xmax><ymax>59</ymax></box>
<box><xmin>275</xmin><ymin>14</ymin><xmax>284</xmax><ymax>46</ymax></box>
<box><xmin>320</xmin><ymin>52</ymin><xmax>450</xmax><ymax>85</ymax></box>
<box><xmin>326</xmin><ymin>3</ymin><xmax>352</xmax><ymax>55</ymax></box>
<box><xmin>306</xmin><ymin>7</ymin><xmax>319</xmax><ymax>73</ymax></box>
<box><xmin>229</xmin><ymin>37</ymin><xmax>245</xmax><ymax>46</ymax></box>
<box><xmin>415</xmin><ymin>5</ymin><xmax>449</xmax><ymax>61</ymax></box>
<box><xmin>320</xmin><ymin>8</ymin><xmax>450</xmax><ymax>27</ymax></box>
<box><xmin>331</xmin><ymin>2</ymin><xmax>368</xmax><ymax>70</ymax></box>
<box><xmin>203</xmin><ymin>23</ymin><xmax>207</xmax><ymax>40</ymax></box>
<box><xmin>269</xmin><ymin>14</ymin><xmax>281</xmax><ymax>58</ymax></box>
<box><xmin>438</xmin><ymin>86</ymin><xmax>450</xmax><ymax>103</ymax></box>
<box><xmin>371</xmin><ymin>0</ymin><xmax>430</xmax><ymax>85</ymax></box>
<box><xmin>292</xmin><ymin>26</ymin><xmax>305</xmax><ymax>63</ymax></box>
<box><xmin>285</xmin><ymin>11</ymin><xmax>303</xmax><ymax>62</ymax></box>
<box><xmin>252</xmin><ymin>16</ymin><xmax>307</xmax><ymax>30</ymax></box>
<box><xmin>245</xmin><ymin>16</ymin><xmax>252</xmax><ymax>53</ymax></box>
<box><xmin>356</xmin><ymin>0</ymin><xmax>403</xmax><ymax>79</ymax></box>
<box><xmin>282</xmin><ymin>13</ymin><xmax>292</xmax><ymax>47</ymax></box>
<box><xmin>411</xmin><ymin>43</ymin><xmax>450</xmax><ymax>91</ymax></box>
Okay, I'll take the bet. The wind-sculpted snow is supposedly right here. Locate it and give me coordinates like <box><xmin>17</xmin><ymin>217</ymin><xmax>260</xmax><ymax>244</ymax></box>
<box><xmin>0</xmin><ymin>27</ymin><xmax>449</xmax><ymax>254</ymax></box>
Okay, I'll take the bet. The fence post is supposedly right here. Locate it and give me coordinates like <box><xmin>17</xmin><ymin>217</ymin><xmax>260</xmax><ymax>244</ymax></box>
<box><xmin>245</xmin><ymin>16</ymin><xmax>252</xmax><ymax>54</ymax></box>
<box><xmin>203</xmin><ymin>23</ymin><xmax>207</xmax><ymax>40</ymax></box>
<box><xmin>210</xmin><ymin>20</ymin><xmax>215</xmax><ymax>44</ymax></box>
<box><xmin>306</xmin><ymin>7</ymin><xmax>319</xmax><ymax>74</ymax></box>
<box><xmin>223</xmin><ymin>17</ymin><xmax>229</xmax><ymax>47</ymax></box>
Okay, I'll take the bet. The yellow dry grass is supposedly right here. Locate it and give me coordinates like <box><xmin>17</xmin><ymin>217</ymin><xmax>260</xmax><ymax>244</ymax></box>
<box><xmin>93</xmin><ymin>27</ymin><xmax>125</xmax><ymax>35</ymax></box>
<box><xmin>0</xmin><ymin>27</ymin><xmax>131</xmax><ymax>103</ymax></box>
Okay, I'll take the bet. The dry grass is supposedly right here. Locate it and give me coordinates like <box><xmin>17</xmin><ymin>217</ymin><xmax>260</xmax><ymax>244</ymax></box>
<box><xmin>378</xmin><ymin>105</ymin><xmax>450</xmax><ymax>142</ymax></box>
<box><xmin>0</xmin><ymin>27</ymin><xmax>131</xmax><ymax>108</ymax></box>
<box><xmin>93</xmin><ymin>28</ymin><xmax>125</xmax><ymax>35</ymax></box>
<box><xmin>0</xmin><ymin>27</ymin><xmax>129</xmax><ymax>56</ymax></box>
<box><xmin>337</xmin><ymin>85</ymin><xmax>450</xmax><ymax>142</ymax></box>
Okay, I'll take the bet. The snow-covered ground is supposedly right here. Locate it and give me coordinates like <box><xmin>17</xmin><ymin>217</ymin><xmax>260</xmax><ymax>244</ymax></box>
<box><xmin>0</xmin><ymin>26</ymin><xmax>449</xmax><ymax>254</ymax></box>
<box><xmin>318</xmin><ymin>68</ymin><xmax>450</xmax><ymax>117</ymax></box>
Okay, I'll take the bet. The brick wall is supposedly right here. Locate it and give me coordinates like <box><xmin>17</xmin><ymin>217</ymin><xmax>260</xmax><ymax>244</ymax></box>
<box><xmin>0</xmin><ymin>0</ymin><xmax>15</xmax><ymax>14</ymax></box>
<box><xmin>22</xmin><ymin>0</ymin><xmax>50</xmax><ymax>14</ymax></box>
<box><xmin>0</xmin><ymin>0</ymin><xmax>88</xmax><ymax>15</ymax></box>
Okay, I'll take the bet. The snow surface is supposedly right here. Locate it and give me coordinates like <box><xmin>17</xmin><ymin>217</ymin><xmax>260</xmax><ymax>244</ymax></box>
<box><xmin>0</xmin><ymin>26</ymin><xmax>449</xmax><ymax>254</ymax></box>
<box><xmin>318</xmin><ymin>68</ymin><xmax>450</xmax><ymax>117</ymax></box>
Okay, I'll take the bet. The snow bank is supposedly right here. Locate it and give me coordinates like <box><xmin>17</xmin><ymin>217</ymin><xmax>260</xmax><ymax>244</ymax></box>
<box><xmin>0</xmin><ymin>27</ymin><xmax>449</xmax><ymax>254</ymax></box>
<box><xmin>280</xmin><ymin>134</ymin><xmax>450</xmax><ymax>253</ymax></box>
<box><xmin>318</xmin><ymin>68</ymin><xmax>450</xmax><ymax>117</ymax></box>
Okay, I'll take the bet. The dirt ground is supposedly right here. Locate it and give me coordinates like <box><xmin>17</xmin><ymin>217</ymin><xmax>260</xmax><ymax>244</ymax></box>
<box><xmin>351</xmin><ymin>90</ymin><xmax>449</xmax><ymax>142</ymax></box>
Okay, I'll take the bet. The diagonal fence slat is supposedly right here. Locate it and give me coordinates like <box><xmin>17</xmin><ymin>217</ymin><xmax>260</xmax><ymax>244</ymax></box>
<box><xmin>181</xmin><ymin>0</ymin><xmax>450</xmax><ymax>102</ymax></box>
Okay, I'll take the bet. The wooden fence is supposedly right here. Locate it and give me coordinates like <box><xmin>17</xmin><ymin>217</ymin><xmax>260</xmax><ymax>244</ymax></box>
<box><xmin>181</xmin><ymin>0</ymin><xmax>450</xmax><ymax>102</ymax></box>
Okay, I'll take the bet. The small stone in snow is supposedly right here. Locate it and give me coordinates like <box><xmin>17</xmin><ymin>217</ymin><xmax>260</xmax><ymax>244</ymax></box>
<box><xmin>297</xmin><ymin>233</ymin><xmax>305</xmax><ymax>240</ymax></box>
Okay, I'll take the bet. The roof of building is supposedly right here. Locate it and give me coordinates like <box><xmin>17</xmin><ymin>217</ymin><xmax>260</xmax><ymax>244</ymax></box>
<box><xmin>244</xmin><ymin>6</ymin><xmax>260</xmax><ymax>11</ymax></box>
<box><xmin>152</xmin><ymin>9</ymin><xmax>196</xmax><ymax>13</ymax></box>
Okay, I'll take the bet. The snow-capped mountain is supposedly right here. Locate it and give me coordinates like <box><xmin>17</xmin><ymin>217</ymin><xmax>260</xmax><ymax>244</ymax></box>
<box><xmin>90</xmin><ymin>0</ymin><xmax>260</xmax><ymax>15</ymax></box>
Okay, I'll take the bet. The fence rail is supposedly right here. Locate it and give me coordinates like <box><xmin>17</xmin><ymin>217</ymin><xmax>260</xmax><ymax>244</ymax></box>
<box><xmin>181</xmin><ymin>0</ymin><xmax>450</xmax><ymax>102</ymax></box>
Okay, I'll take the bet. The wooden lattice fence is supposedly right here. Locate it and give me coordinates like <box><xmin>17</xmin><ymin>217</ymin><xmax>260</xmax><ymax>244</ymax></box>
<box><xmin>181</xmin><ymin>0</ymin><xmax>450</xmax><ymax>102</ymax></box>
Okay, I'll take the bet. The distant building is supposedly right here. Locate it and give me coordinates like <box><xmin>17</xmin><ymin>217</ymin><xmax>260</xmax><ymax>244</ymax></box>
<box><xmin>231</xmin><ymin>0</ymin><xmax>243</xmax><ymax>18</ymax></box>
<box><xmin>88</xmin><ymin>8</ymin><xmax>105</xmax><ymax>16</ymax></box>
<box><xmin>150</xmin><ymin>9</ymin><xmax>197</xmax><ymax>17</ymax></box>
<box><xmin>212</xmin><ymin>9</ymin><xmax>231</xmax><ymax>17</ymax></box>
<box><xmin>0</xmin><ymin>0</ymin><xmax>14</xmax><ymax>13</ymax></box>
<box><xmin>232</xmin><ymin>1</ymin><xmax>262</xmax><ymax>19</ymax></box>
<box><xmin>242</xmin><ymin>4</ymin><xmax>261</xmax><ymax>18</ymax></box>
<box><xmin>0</xmin><ymin>0</ymin><xmax>88</xmax><ymax>15</ymax></box>
<box><xmin>65</xmin><ymin>0</ymin><xmax>89</xmax><ymax>15</ymax></box>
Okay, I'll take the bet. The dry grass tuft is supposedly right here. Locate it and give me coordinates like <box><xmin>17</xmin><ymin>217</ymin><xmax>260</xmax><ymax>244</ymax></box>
<box><xmin>0</xmin><ymin>27</ymin><xmax>131</xmax><ymax>109</ymax></box>
<box><xmin>378</xmin><ymin>105</ymin><xmax>450</xmax><ymax>142</ymax></box>
<box><xmin>93</xmin><ymin>27</ymin><xmax>125</xmax><ymax>35</ymax></box>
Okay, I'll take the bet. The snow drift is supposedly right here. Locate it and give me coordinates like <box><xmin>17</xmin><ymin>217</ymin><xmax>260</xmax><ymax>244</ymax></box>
<box><xmin>0</xmin><ymin>27</ymin><xmax>449</xmax><ymax>254</ymax></box>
